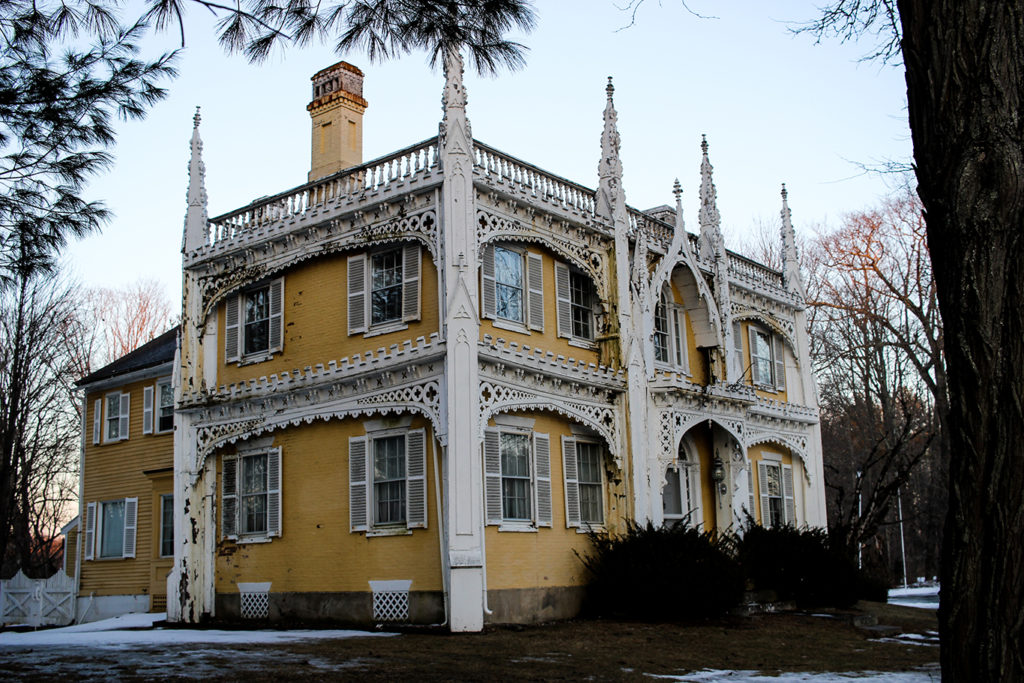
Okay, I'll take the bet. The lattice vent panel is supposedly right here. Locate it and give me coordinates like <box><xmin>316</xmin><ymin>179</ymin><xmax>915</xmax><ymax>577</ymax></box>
<box><xmin>240</xmin><ymin>590</ymin><xmax>269</xmax><ymax>619</ymax></box>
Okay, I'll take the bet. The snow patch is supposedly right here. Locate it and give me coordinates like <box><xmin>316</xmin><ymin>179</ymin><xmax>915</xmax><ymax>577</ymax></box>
<box><xmin>646</xmin><ymin>668</ymin><xmax>940</xmax><ymax>681</ymax></box>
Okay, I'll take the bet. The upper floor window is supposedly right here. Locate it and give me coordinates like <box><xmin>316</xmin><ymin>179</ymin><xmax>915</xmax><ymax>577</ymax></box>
<box><xmin>751</xmin><ymin>328</ymin><xmax>774</xmax><ymax>387</ymax></box>
<box><xmin>349</xmin><ymin>428</ymin><xmax>427</xmax><ymax>533</ymax></box>
<box><xmin>221</xmin><ymin>448</ymin><xmax>282</xmax><ymax>540</ymax></box>
<box><xmin>733</xmin><ymin>321</ymin><xmax>786</xmax><ymax>391</ymax></box>
<box><xmin>371</xmin><ymin>248</ymin><xmax>403</xmax><ymax>325</ymax></box>
<box><xmin>103</xmin><ymin>392</ymin><xmax>130</xmax><ymax>443</ymax></box>
<box><xmin>654</xmin><ymin>287</ymin><xmax>688</xmax><ymax>371</ymax></box>
<box><xmin>225</xmin><ymin>278</ymin><xmax>284</xmax><ymax>363</ymax></box>
<box><xmin>494</xmin><ymin>247</ymin><xmax>525</xmax><ymax>324</ymax></box>
<box><xmin>569</xmin><ymin>271</ymin><xmax>595</xmax><ymax>340</ymax></box>
<box><xmin>157</xmin><ymin>380</ymin><xmax>174</xmax><ymax>432</ymax></box>
<box><xmin>484</xmin><ymin>427</ymin><xmax>552</xmax><ymax>529</ymax></box>
<box><xmin>482</xmin><ymin>244</ymin><xmax>544</xmax><ymax>332</ymax></box>
<box><xmin>348</xmin><ymin>244</ymin><xmax>422</xmax><ymax>336</ymax></box>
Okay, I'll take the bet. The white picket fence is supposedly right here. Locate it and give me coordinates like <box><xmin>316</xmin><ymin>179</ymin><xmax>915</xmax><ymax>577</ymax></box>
<box><xmin>0</xmin><ymin>570</ymin><xmax>76</xmax><ymax>627</ymax></box>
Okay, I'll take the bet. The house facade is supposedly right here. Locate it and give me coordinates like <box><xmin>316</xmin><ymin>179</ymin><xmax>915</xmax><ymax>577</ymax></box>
<box><xmin>75</xmin><ymin>55</ymin><xmax>825</xmax><ymax>631</ymax></box>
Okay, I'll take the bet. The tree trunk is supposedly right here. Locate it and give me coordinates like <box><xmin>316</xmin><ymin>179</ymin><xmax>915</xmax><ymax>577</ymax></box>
<box><xmin>898</xmin><ymin>2</ymin><xmax>1024</xmax><ymax>679</ymax></box>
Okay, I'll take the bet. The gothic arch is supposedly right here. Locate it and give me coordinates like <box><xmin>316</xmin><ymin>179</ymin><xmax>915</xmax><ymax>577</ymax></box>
<box><xmin>731</xmin><ymin>310</ymin><xmax>796</xmax><ymax>355</ymax></box>
<box><xmin>745</xmin><ymin>432</ymin><xmax>810</xmax><ymax>471</ymax></box>
<box><xmin>479</xmin><ymin>395</ymin><xmax>619</xmax><ymax>464</ymax></box>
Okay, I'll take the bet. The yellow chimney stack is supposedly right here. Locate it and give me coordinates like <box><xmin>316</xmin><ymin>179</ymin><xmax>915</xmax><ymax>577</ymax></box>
<box><xmin>307</xmin><ymin>61</ymin><xmax>367</xmax><ymax>181</ymax></box>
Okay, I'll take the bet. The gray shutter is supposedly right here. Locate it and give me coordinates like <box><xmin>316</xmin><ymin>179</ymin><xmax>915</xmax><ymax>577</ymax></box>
<box><xmin>554</xmin><ymin>262</ymin><xmax>572</xmax><ymax>338</ymax></box>
<box><xmin>783</xmin><ymin>464</ymin><xmax>796</xmax><ymax>525</ymax></box>
<box><xmin>222</xmin><ymin>455</ymin><xmax>238</xmax><ymax>539</ymax></box>
<box><xmin>118</xmin><ymin>393</ymin><xmax>130</xmax><ymax>440</ymax></box>
<box><xmin>225</xmin><ymin>294</ymin><xmax>240</xmax><ymax>362</ymax></box>
<box><xmin>534</xmin><ymin>433</ymin><xmax>552</xmax><ymax>527</ymax></box>
<box><xmin>749</xmin><ymin>327</ymin><xmax>762</xmax><ymax>385</ymax></box>
<box><xmin>562</xmin><ymin>436</ymin><xmax>580</xmax><ymax>528</ymax></box>
<box><xmin>349</xmin><ymin>436</ymin><xmax>368</xmax><ymax>531</ymax></box>
<box><xmin>84</xmin><ymin>502</ymin><xmax>96</xmax><ymax>561</ymax></box>
<box><xmin>673</xmin><ymin>307</ymin><xmax>688</xmax><ymax>372</ymax></box>
<box><xmin>774</xmin><ymin>334</ymin><xmax>786</xmax><ymax>392</ymax></box>
<box><xmin>406</xmin><ymin>429</ymin><xmax>427</xmax><ymax>529</ymax></box>
<box><xmin>122</xmin><ymin>497</ymin><xmax>138</xmax><ymax>558</ymax></box>
<box><xmin>348</xmin><ymin>253</ymin><xmax>367</xmax><ymax>335</ymax></box>
<box><xmin>143</xmin><ymin>386</ymin><xmax>154</xmax><ymax>435</ymax></box>
<box><xmin>481</xmin><ymin>244</ymin><xmax>496</xmax><ymax>319</ymax></box>
<box><xmin>758</xmin><ymin>461</ymin><xmax>771</xmax><ymax>527</ymax></box>
<box><xmin>268</xmin><ymin>277</ymin><xmax>284</xmax><ymax>353</ymax></box>
<box><xmin>93</xmin><ymin>399</ymin><xmax>101</xmax><ymax>445</ymax></box>
<box><xmin>527</xmin><ymin>251</ymin><xmax>544</xmax><ymax>331</ymax></box>
<box><xmin>402</xmin><ymin>243</ymin><xmax>421</xmax><ymax>322</ymax></box>
<box><xmin>267</xmin><ymin>447</ymin><xmax>282</xmax><ymax>537</ymax></box>
<box><xmin>733</xmin><ymin>320</ymin><xmax>744</xmax><ymax>382</ymax></box>
<box><xmin>483</xmin><ymin>429</ymin><xmax>503</xmax><ymax>524</ymax></box>
<box><xmin>747</xmin><ymin>463</ymin><xmax>755</xmax><ymax>520</ymax></box>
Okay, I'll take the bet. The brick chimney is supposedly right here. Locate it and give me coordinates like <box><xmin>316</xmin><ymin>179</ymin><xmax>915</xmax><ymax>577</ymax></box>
<box><xmin>307</xmin><ymin>61</ymin><xmax>368</xmax><ymax>181</ymax></box>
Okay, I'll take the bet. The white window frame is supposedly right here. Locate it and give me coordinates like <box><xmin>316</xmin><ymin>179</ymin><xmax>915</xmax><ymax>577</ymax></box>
<box><xmin>348</xmin><ymin>243</ymin><xmax>422</xmax><ymax>337</ymax></box>
<box><xmin>744</xmin><ymin>323</ymin><xmax>787</xmax><ymax>392</ymax></box>
<box><xmin>221</xmin><ymin>447</ymin><xmax>282</xmax><ymax>542</ymax></box>
<box><xmin>103</xmin><ymin>391</ymin><xmax>130</xmax><ymax>443</ymax></box>
<box><xmin>563</xmin><ymin>437</ymin><xmax>605</xmax><ymax>530</ymax></box>
<box><xmin>484</xmin><ymin>427</ymin><xmax>552</xmax><ymax>531</ymax></box>
<box><xmin>662</xmin><ymin>438</ymin><xmax>702</xmax><ymax>527</ymax></box>
<box><xmin>482</xmin><ymin>244</ymin><xmax>543</xmax><ymax>334</ymax></box>
<box><xmin>654</xmin><ymin>287</ymin><xmax>689</xmax><ymax>373</ymax></box>
<box><xmin>225</xmin><ymin>277</ymin><xmax>284</xmax><ymax>364</ymax></box>
<box><xmin>88</xmin><ymin>497</ymin><xmax>137</xmax><ymax>560</ymax></box>
<box><xmin>155</xmin><ymin>379</ymin><xmax>174</xmax><ymax>434</ymax></box>
<box><xmin>159</xmin><ymin>493</ymin><xmax>174</xmax><ymax>558</ymax></box>
<box><xmin>758</xmin><ymin>457</ymin><xmax>796</xmax><ymax>528</ymax></box>
<box><xmin>349</xmin><ymin>428</ymin><xmax>428</xmax><ymax>534</ymax></box>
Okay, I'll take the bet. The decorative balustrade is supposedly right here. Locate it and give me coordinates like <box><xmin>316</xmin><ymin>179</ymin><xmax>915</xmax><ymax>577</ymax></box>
<box><xmin>727</xmin><ymin>252</ymin><xmax>785</xmax><ymax>291</ymax></box>
<box><xmin>473</xmin><ymin>143</ymin><xmax>597</xmax><ymax>216</ymax></box>
<box><xmin>627</xmin><ymin>207</ymin><xmax>674</xmax><ymax>248</ymax></box>
<box><xmin>205</xmin><ymin>138</ymin><xmax>440</xmax><ymax>247</ymax></box>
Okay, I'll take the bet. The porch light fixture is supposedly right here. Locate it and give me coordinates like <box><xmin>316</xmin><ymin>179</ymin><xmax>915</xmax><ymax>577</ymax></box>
<box><xmin>711</xmin><ymin>454</ymin><xmax>726</xmax><ymax>495</ymax></box>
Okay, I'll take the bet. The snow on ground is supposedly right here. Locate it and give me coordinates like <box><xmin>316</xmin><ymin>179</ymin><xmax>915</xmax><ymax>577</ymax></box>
<box><xmin>888</xmin><ymin>585</ymin><xmax>940</xmax><ymax>610</ymax></box>
<box><xmin>646</xmin><ymin>667</ymin><xmax>940</xmax><ymax>682</ymax></box>
<box><xmin>0</xmin><ymin>612</ymin><xmax>393</xmax><ymax>648</ymax></box>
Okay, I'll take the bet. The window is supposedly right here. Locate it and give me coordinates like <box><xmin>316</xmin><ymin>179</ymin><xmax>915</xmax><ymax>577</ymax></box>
<box><xmin>160</xmin><ymin>494</ymin><xmax>174</xmax><ymax>557</ymax></box>
<box><xmin>569</xmin><ymin>271</ymin><xmax>594</xmax><ymax>340</ymax></box>
<box><xmin>348</xmin><ymin>244</ymin><xmax>421</xmax><ymax>335</ymax></box>
<box><xmin>221</xmin><ymin>448</ymin><xmax>281</xmax><ymax>540</ymax></box>
<box><xmin>654</xmin><ymin>288</ymin><xmax>688</xmax><ymax>370</ymax></box>
<box><xmin>734</xmin><ymin>320</ymin><xmax>786</xmax><ymax>390</ymax></box>
<box><xmin>484</xmin><ymin>428</ymin><xmax>552</xmax><ymax>528</ymax></box>
<box><xmin>371</xmin><ymin>248</ymin><xmax>403</xmax><ymax>325</ymax></box>
<box><xmin>758</xmin><ymin>459</ymin><xmax>795</xmax><ymax>528</ymax></box>
<box><xmin>157</xmin><ymin>381</ymin><xmax>174</xmax><ymax>432</ymax></box>
<box><xmin>104</xmin><ymin>391</ymin><xmax>130</xmax><ymax>443</ymax></box>
<box><xmin>663</xmin><ymin>465</ymin><xmax>696</xmax><ymax>525</ymax></box>
<box><xmin>494</xmin><ymin>247</ymin><xmax>524</xmax><ymax>323</ymax></box>
<box><xmin>225</xmin><ymin>278</ymin><xmax>284</xmax><ymax>363</ymax></box>
<box><xmin>373</xmin><ymin>435</ymin><xmax>406</xmax><ymax>525</ymax></box>
<box><xmin>83</xmin><ymin>498</ymin><xmax>137</xmax><ymax>561</ymax></box>
<box><xmin>562</xmin><ymin>436</ymin><xmax>605</xmax><ymax>528</ymax></box>
<box><xmin>349</xmin><ymin>429</ymin><xmax>427</xmax><ymax>533</ymax></box>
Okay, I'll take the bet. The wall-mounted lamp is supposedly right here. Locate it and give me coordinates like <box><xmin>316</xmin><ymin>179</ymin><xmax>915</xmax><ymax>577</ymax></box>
<box><xmin>711</xmin><ymin>455</ymin><xmax>726</xmax><ymax>495</ymax></box>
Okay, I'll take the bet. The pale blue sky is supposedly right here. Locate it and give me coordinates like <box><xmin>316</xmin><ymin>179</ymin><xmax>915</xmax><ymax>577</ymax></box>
<box><xmin>66</xmin><ymin>1</ymin><xmax>911</xmax><ymax>304</ymax></box>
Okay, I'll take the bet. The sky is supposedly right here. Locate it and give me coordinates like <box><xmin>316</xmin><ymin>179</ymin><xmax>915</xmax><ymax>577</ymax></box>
<box><xmin>65</xmin><ymin>1</ymin><xmax>912</xmax><ymax>305</ymax></box>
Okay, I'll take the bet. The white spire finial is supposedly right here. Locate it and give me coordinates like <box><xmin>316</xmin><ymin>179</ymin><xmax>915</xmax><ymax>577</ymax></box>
<box><xmin>182</xmin><ymin>108</ymin><xmax>209</xmax><ymax>253</ymax></box>
<box><xmin>597</xmin><ymin>76</ymin><xmax>622</xmax><ymax>218</ymax></box>
<box><xmin>780</xmin><ymin>183</ymin><xmax>804</xmax><ymax>296</ymax></box>
<box><xmin>698</xmin><ymin>135</ymin><xmax>722</xmax><ymax>259</ymax></box>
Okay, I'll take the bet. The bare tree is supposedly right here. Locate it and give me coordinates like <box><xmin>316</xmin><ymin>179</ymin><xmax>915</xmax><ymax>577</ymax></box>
<box><xmin>84</xmin><ymin>279</ymin><xmax>176</xmax><ymax>368</ymax></box>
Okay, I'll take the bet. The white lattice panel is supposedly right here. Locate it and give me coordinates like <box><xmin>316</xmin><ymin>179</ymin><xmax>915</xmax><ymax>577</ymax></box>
<box><xmin>369</xmin><ymin>579</ymin><xmax>412</xmax><ymax>623</ymax></box>
<box><xmin>237</xmin><ymin>582</ymin><xmax>270</xmax><ymax>619</ymax></box>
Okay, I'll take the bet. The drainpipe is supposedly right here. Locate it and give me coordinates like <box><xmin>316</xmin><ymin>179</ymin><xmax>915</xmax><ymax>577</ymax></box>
<box><xmin>432</xmin><ymin>435</ymin><xmax>449</xmax><ymax>626</ymax></box>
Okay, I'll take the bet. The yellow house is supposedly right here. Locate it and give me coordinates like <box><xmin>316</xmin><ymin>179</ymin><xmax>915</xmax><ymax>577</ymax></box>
<box><xmin>77</xmin><ymin>56</ymin><xmax>825</xmax><ymax>629</ymax></box>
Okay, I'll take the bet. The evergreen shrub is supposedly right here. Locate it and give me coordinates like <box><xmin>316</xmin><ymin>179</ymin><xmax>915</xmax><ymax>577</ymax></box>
<box><xmin>577</xmin><ymin>521</ymin><xmax>744</xmax><ymax>620</ymax></box>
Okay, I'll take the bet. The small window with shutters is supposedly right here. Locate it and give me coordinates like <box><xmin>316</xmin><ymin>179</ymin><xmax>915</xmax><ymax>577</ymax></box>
<box><xmin>481</xmin><ymin>244</ymin><xmax>544</xmax><ymax>333</ymax></box>
<box><xmin>225</xmin><ymin>278</ymin><xmax>284</xmax><ymax>363</ymax></box>
<box><xmin>563</xmin><ymin>437</ymin><xmax>605</xmax><ymax>529</ymax></box>
<box><xmin>85</xmin><ymin>497</ymin><xmax>137</xmax><ymax>560</ymax></box>
<box><xmin>555</xmin><ymin>261</ymin><xmax>597</xmax><ymax>345</ymax></box>
<box><xmin>483</xmin><ymin>427</ymin><xmax>552</xmax><ymax>530</ymax></box>
<box><xmin>221</xmin><ymin>448</ymin><xmax>282</xmax><ymax>541</ymax></box>
<box><xmin>738</xmin><ymin>321</ymin><xmax>787</xmax><ymax>392</ymax></box>
<box><xmin>103</xmin><ymin>391</ymin><xmax>130</xmax><ymax>443</ymax></box>
<box><xmin>348</xmin><ymin>243</ymin><xmax>422</xmax><ymax>336</ymax></box>
<box><xmin>757</xmin><ymin>458</ymin><xmax>796</xmax><ymax>528</ymax></box>
<box><xmin>349</xmin><ymin>428</ymin><xmax>427</xmax><ymax>534</ymax></box>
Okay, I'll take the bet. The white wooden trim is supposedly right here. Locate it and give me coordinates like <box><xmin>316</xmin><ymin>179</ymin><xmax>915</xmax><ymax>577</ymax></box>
<box><xmin>142</xmin><ymin>386</ymin><xmax>154</xmax><ymax>435</ymax></box>
<box><xmin>267</xmin><ymin>447</ymin><xmax>282</xmax><ymax>537</ymax></box>
<box><xmin>402</xmin><ymin>243</ymin><xmax>421</xmax><ymax>322</ymax></box>
<box><xmin>527</xmin><ymin>251</ymin><xmax>544</xmax><ymax>332</ymax></box>
<box><xmin>481</xmin><ymin>244</ymin><xmax>496</xmax><ymax>319</ymax></box>
<box><xmin>84</xmin><ymin>502</ymin><xmax>96</xmax><ymax>561</ymax></box>
<box><xmin>554</xmin><ymin>261</ymin><xmax>572</xmax><ymax>338</ymax></box>
<box><xmin>562</xmin><ymin>436</ymin><xmax>580</xmax><ymax>528</ymax></box>
<box><xmin>118</xmin><ymin>393</ymin><xmax>130</xmax><ymax>441</ymax></box>
<box><xmin>406</xmin><ymin>429</ymin><xmax>427</xmax><ymax>529</ymax></box>
<box><xmin>122</xmin><ymin>497</ymin><xmax>137</xmax><ymax>558</ymax></box>
<box><xmin>483</xmin><ymin>429</ymin><xmax>502</xmax><ymax>525</ymax></box>
<box><xmin>92</xmin><ymin>399</ymin><xmax>101</xmax><ymax>445</ymax></box>
<box><xmin>222</xmin><ymin>455</ymin><xmax>238</xmax><ymax>539</ymax></box>
<box><xmin>224</xmin><ymin>293</ymin><xmax>240</xmax><ymax>362</ymax></box>
<box><xmin>349</xmin><ymin>436</ymin><xmax>368</xmax><ymax>531</ymax></box>
<box><xmin>534</xmin><ymin>433</ymin><xmax>552</xmax><ymax>527</ymax></box>
<box><xmin>268</xmin><ymin>277</ymin><xmax>284</xmax><ymax>353</ymax></box>
<box><xmin>347</xmin><ymin>253</ymin><xmax>367</xmax><ymax>335</ymax></box>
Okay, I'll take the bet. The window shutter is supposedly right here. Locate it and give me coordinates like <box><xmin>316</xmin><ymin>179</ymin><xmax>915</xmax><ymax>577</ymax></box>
<box><xmin>267</xmin><ymin>447</ymin><xmax>282</xmax><ymax>537</ymax></box>
<box><xmin>783</xmin><ymin>464</ymin><xmax>796</xmax><ymax>525</ymax></box>
<box><xmin>747</xmin><ymin>463</ymin><xmax>755</xmax><ymax>520</ymax></box>
<box><xmin>774</xmin><ymin>334</ymin><xmax>786</xmax><ymax>392</ymax></box>
<box><xmin>481</xmin><ymin>244</ymin><xmax>496</xmax><ymax>319</ymax></box>
<box><xmin>554</xmin><ymin>262</ymin><xmax>572</xmax><ymax>338</ymax></box>
<box><xmin>527</xmin><ymin>252</ymin><xmax>544</xmax><ymax>331</ymax></box>
<box><xmin>224</xmin><ymin>294</ymin><xmax>240</xmax><ymax>363</ymax></box>
<box><xmin>483</xmin><ymin>429</ymin><xmax>503</xmax><ymax>525</ymax></box>
<box><xmin>402</xmin><ymin>243</ymin><xmax>421</xmax><ymax>322</ymax></box>
<box><xmin>758</xmin><ymin>461</ymin><xmax>771</xmax><ymax>527</ymax></box>
<box><xmin>562</xmin><ymin>436</ymin><xmax>580</xmax><ymax>528</ymax></box>
<box><xmin>222</xmin><ymin>455</ymin><xmax>238</xmax><ymax>539</ymax></box>
<box><xmin>534</xmin><ymin>433</ymin><xmax>552</xmax><ymax>527</ymax></box>
<box><xmin>748</xmin><ymin>327</ymin><xmax>762</xmax><ymax>385</ymax></box>
<box><xmin>347</xmin><ymin>253</ymin><xmax>367</xmax><ymax>335</ymax></box>
<box><xmin>268</xmin><ymin>277</ymin><xmax>285</xmax><ymax>353</ymax></box>
<box><xmin>122</xmin><ymin>497</ymin><xmax>138</xmax><ymax>558</ymax></box>
<box><xmin>92</xmin><ymin>399</ymin><xmax>101</xmax><ymax>445</ymax></box>
<box><xmin>406</xmin><ymin>429</ymin><xmax>427</xmax><ymax>529</ymax></box>
<box><xmin>349</xmin><ymin>436</ymin><xmax>368</xmax><ymax>531</ymax></box>
<box><xmin>732</xmin><ymin>320</ymin><xmax>744</xmax><ymax>382</ymax></box>
<box><xmin>673</xmin><ymin>307</ymin><xmax>689</xmax><ymax>372</ymax></box>
<box><xmin>118</xmin><ymin>393</ymin><xmax>130</xmax><ymax>440</ymax></box>
<box><xmin>143</xmin><ymin>386</ymin><xmax>154</xmax><ymax>435</ymax></box>
<box><xmin>84</xmin><ymin>502</ymin><xmax>96</xmax><ymax>561</ymax></box>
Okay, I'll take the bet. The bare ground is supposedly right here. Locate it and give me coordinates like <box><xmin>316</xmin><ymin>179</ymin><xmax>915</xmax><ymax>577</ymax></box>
<box><xmin>0</xmin><ymin>602</ymin><xmax>938</xmax><ymax>681</ymax></box>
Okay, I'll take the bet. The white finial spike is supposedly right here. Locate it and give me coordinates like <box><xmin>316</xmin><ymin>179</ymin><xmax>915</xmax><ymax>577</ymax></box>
<box><xmin>698</xmin><ymin>135</ymin><xmax>722</xmax><ymax>259</ymax></box>
<box><xmin>193</xmin><ymin>106</ymin><xmax>201</xmax><ymax>129</ymax></box>
<box><xmin>780</xmin><ymin>182</ymin><xmax>804</xmax><ymax>296</ymax></box>
<box><xmin>596</xmin><ymin>75</ymin><xmax>623</xmax><ymax>219</ymax></box>
<box><xmin>182</xmin><ymin>108</ymin><xmax>209</xmax><ymax>253</ymax></box>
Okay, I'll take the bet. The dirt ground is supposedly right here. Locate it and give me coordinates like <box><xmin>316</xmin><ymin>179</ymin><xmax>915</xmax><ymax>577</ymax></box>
<box><xmin>0</xmin><ymin>602</ymin><xmax>938</xmax><ymax>681</ymax></box>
